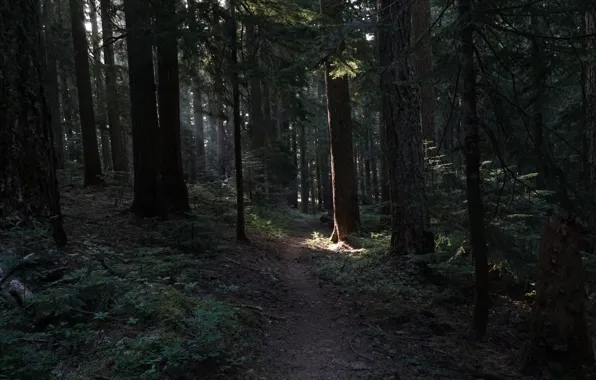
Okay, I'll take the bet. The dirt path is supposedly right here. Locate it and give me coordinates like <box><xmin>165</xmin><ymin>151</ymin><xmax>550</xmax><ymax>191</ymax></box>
<box><xmin>255</xmin><ymin>220</ymin><xmax>383</xmax><ymax>380</ymax></box>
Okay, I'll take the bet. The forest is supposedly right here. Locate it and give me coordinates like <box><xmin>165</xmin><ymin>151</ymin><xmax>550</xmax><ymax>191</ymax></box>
<box><xmin>1</xmin><ymin>0</ymin><xmax>596</xmax><ymax>378</ymax></box>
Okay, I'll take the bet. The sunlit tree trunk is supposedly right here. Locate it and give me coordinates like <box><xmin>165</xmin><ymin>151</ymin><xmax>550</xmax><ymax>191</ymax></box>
<box><xmin>321</xmin><ymin>0</ymin><xmax>360</xmax><ymax>243</ymax></box>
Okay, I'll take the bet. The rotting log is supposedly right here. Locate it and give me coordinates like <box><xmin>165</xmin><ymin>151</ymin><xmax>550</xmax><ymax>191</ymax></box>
<box><xmin>523</xmin><ymin>213</ymin><xmax>594</xmax><ymax>375</ymax></box>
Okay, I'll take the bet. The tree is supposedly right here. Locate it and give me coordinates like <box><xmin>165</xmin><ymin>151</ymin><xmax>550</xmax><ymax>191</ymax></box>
<box><xmin>155</xmin><ymin>0</ymin><xmax>190</xmax><ymax>213</ymax></box>
<box><xmin>100</xmin><ymin>0</ymin><xmax>129</xmax><ymax>178</ymax></box>
<box><xmin>321</xmin><ymin>0</ymin><xmax>360</xmax><ymax>243</ymax></box>
<box><xmin>412</xmin><ymin>0</ymin><xmax>436</xmax><ymax>155</ymax></box>
<box><xmin>124</xmin><ymin>0</ymin><xmax>167</xmax><ymax>218</ymax></box>
<box><xmin>458</xmin><ymin>0</ymin><xmax>489</xmax><ymax>336</ymax></box>
<box><xmin>43</xmin><ymin>0</ymin><xmax>65</xmax><ymax>169</ymax></box>
<box><xmin>69</xmin><ymin>0</ymin><xmax>103</xmax><ymax>186</ymax></box>
<box><xmin>523</xmin><ymin>213</ymin><xmax>593</xmax><ymax>375</ymax></box>
<box><xmin>229</xmin><ymin>0</ymin><xmax>248</xmax><ymax>241</ymax></box>
<box><xmin>90</xmin><ymin>0</ymin><xmax>112</xmax><ymax>170</ymax></box>
<box><xmin>193</xmin><ymin>78</ymin><xmax>206</xmax><ymax>177</ymax></box>
<box><xmin>378</xmin><ymin>0</ymin><xmax>430</xmax><ymax>254</ymax></box>
<box><xmin>0</xmin><ymin>0</ymin><xmax>67</xmax><ymax>246</ymax></box>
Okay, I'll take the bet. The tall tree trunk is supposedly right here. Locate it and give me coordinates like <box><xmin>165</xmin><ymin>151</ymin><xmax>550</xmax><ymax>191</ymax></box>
<box><xmin>100</xmin><ymin>0</ymin><xmax>129</xmax><ymax>178</ymax></box>
<box><xmin>370</xmin><ymin>126</ymin><xmax>379</xmax><ymax>202</ymax></box>
<box><xmin>44</xmin><ymin>0</ymin><xmax>65</xmax><ymax>169</ymax></box>
<box><xmin>300</xmin><ymin>122</ymin><xmax>309</xmax><ymax>213</ymax></box>
<box><xmin>321</xmin><ymin>0</ymin><xmax>360</xmax><ymax>243</ymax></box>
<box><xmin>290</xmin><ymin>124</ymin><xmax>299</xmax><ymax>208</ymax></box>
<box><xmin>586</xmin><ymin>12</ymin><xmax>596</xmax><ymax>194</ymax></box>
<box><xmin>124</xmin><ymin>0</ymin><xmax>166</xmax><ymax>218</ymax></box>
<box><xmin>523</xmin><ymin>214</ymin><xmax>593</xmax><ymax>375</ymax></box>
<box><xmin>459</xmin><ymin>0</ymin><xmax>489</xmax><ymax>336</ymax></box>
<box><xmin>531</xmin><ymin>15</ymin><xmax>547</xmax><ymax>190</ymax></box>
<box><xmin>90</xmin><ymin>0</ymin><xmax>112</xmax><ymax>171</ymax></box>
<box><xmin>193</xmin><ymin>78</ymin><xmax>206</xmax><ymax>177</ymax></box>
<box><xmin>69</xmin><ymin>0</ymin><xmax>103</xmax><ymax>186</ymax></box>
<box><xmin>379</xmin><ymin>113</ymin><xmax>391</xmax><ymax>218</ymax></box>
<box><xmin>247</xmin><ymin>23</ymin><xmax>266</xmax><ymax>194</ymax></box>
<box><xmin>378</xmin><ymin>0</ymin><xmax>429</xmax><ymax>254</ymax></box>
<box><xmin>0</xmin><ymin>0</ymin><xmax>67</xmax><ymax>246</ymax></box>
<box><xmin>364</xmin><ymin>130</ymin><xmax>373</xmax><ymax>204</ymax></box>
<box><xmin>229</xmin><ymin>0</ymin><xmax>248</xmax><ymax>241</ymax></box>
<box><xmin>412</xmin><ymin>0</ymin><xmax>436</xmax><ymax>155</ymax></box>
<box><xmin>156</xmin><ymin>0</ymin><xmax>190</xmax><ymax>213</ymax></box>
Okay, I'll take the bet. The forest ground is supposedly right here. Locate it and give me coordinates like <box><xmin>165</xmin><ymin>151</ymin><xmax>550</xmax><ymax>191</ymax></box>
<box><xmin>0</xmin><ymin>175</ymin><xmax>550</xmax><ymax>379</ymax></box>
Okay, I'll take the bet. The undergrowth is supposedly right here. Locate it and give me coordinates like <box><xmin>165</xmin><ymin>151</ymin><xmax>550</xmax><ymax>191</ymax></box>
<box><xmin>0</xmin><ymin>180</ymin><xmax>256</xmax><ymax>380</ymax></box>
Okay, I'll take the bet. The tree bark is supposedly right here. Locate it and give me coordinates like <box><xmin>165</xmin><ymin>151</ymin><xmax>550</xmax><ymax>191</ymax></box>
<box><xmin>458</xmin><ymin>0</ymin><xmax>489</xmax><ymax>336</ymax></box>
<box><xmin>0</xmin><ymin>0</ymin><xmax>67</xmax><ymax>246</ymax></box>
<box><xmin>229</xmin><ymin>0</ymin><xmax>248</xmax><ymax>241</ymax></box>
<box><xmin>90</xmin><ymin>0</ymin><xmax>112</xmax><ymax>171</ymax></box>
<box><xmin>124</xmin><ymin>0</ymin><xmax>167</xmax><ymax>218</ymax></box>
<box><xmin>193</xmin><ymin>78</ymin><xmax>206</xmax><ymax>177</ymax></box>
<box><xmin>321</xmin><ymin>0</ymin><xmax>360</xmax><ymax>243</ymax></box>
<box><xmin>100</xmin><ymin>0</ymin><xmax>129</xmax><ymax>178</ymax></box>
<box><xmin>300</xmin><ymin>122</ymin><xmax>309</xmax><ymax>213</ymax></box>
<box><xmin>523</xmin><ymin>214</ymin><xmax>594</xmax><ymax>374</ymax></box>
<box><xmin>156</xmin><ymin>0</ymin><xmax>190</xmax><ymax>213</ymax></box>
<box><xmin>378</xmin><ymin>0</ymin><xmax>429</xmax><ymax>253</ymax></box>
<box><xmin>44</xmin><ymin>0</ymin><xmax>65</xmax><ymax>169</ymax></box>
<box><xmin>586</xmin><ymin>12</ymin><xmax>596</xmax><ymax>194</ymax></box>
<box><xmin>379</xmin><ymin>112</ymin><xmax>391</xmax><ymax>219</ymax></box>
<box><xmin>412</xmin><ymin>0</ymin><xmax>436</xmax><ymax>155</ymax></box>
<box><xmin>69</xmin><ymin>0</ymin><xmax>103</xmax><ymax>186</ymax></box>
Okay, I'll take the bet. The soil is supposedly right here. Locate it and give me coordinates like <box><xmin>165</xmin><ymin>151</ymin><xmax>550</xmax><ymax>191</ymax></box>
<box><xmin>252</xmin><ymin>219</ymin><xmax>391</xmax><ymax>379</ymax></box>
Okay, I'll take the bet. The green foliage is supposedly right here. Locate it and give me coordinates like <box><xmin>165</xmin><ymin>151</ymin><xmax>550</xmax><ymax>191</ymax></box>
<box><xmin>0</xmin><ymin>183</ymin><xmax>254</xmax><ymax>380</ymax></box>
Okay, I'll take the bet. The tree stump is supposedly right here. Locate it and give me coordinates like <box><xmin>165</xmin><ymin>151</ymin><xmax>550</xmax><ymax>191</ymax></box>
<box><xmin>523</xmin><ymin>213</ymin><xmax>594</xmax><ymax>375</ymax></box>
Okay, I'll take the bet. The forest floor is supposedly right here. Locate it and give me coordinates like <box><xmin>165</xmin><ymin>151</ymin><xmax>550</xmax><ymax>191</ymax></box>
<box><xmin>0</xmin><ymin>177</ymin><xmax>562</xmax><ymax>380</ymax></box>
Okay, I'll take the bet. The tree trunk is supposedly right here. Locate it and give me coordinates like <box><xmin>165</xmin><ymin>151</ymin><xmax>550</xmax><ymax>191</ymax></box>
<box><xmin>247</xmin><ymin>23</ymin><xmax>266</xmax><ymax>194</ymax></box>
<box><xmin>69</xmin><ymin>0</ymin><xmax>103</xmax><ymax>186</ymax></box>
<box><xmin>156</xmin><ymin>0</ymin><xmax>190</xmax><ymax>213</ymax></box>
<box><xmin>124</xmin><ymin>0</ymin><xmax>167</xmax><ymax>218</ymax></box>
<box><xmin>100</xmin><ymin>0</ymin><xmax>129</xmax><ymax>178</ymax></box>
<box><xmin>379</xmin><ymin>112</ymin><xmax>391</xmax><ymax>219</ymax></box>
<box><xmin>290</xmin><ymin>124</ymin><xmax>299</xmax><ymax>208</ymax></box>
<box><xmin>586</xmin><ymin>12</ymin><xmax>596</xmax><ymax>194</ymax></box>
<box><xmin>523</xmin><ymin>213</ymin><xmax>594</xmax><ymax>374</ymax></box>
<box><xmin>458</xmin><ymin>0</ymin><xmax>489</xmax><ymax>336</ymax></box>
<box><xmin>531</xmin><ymin>15</ymin><xmax>548</xmax><ymax>190</ymax></box>
<box><xmin>193</xmin><ymin>78</ymin><xmax>206</xmax><ymax>177</ymax></box>
<box><xmin>321</xmin><ymin>0</ymin><xmax>360</xmax><ymax>243</ymax></box>
<box><xmin>90</xmin><ymin>0</ymin><xmax>112</xmax><ymax>171</ymax></box>
<box><xmin>412</xmin><ymin>0</ymin><xmax>436</xmax><ymax>155</ymax></box>
<box><xmin>229</xmin><ymin>0</ymin><xmax>248</xmax><ymax>241</ymax></box>
<box><xmin>378</xmin><ymin>0</ymin><xmax>429</xmax><ymax>253</ymax></box>
<box><xmin>44</xmin><ymin>0</ymin><xmax>65</xmax><ymax>169</ymax></box>
<box><xmin>0</xmin><ymin>0</ymin><xmax>67</xmax><ymax>246</ymax></box>
<box><xmin>300</xmin><ymin>122</ymin><xmax>309</xmax><ymax>213</ymax></box>
<box><xmin>370</xmin><ymin>126</ymin><xmax>379</xmax><ymax>202</ymax></box>
<box><xmin>364</xmin><ymin>131</ymin><xmax>373</xmax><ymax>204</ymax></box>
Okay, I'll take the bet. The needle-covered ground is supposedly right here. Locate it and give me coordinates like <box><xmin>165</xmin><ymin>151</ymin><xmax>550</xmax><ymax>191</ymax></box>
<box><xmin>1</xmin><ymin>175</ymin><xmax>588</xmax><ymax>380</ymax></box>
